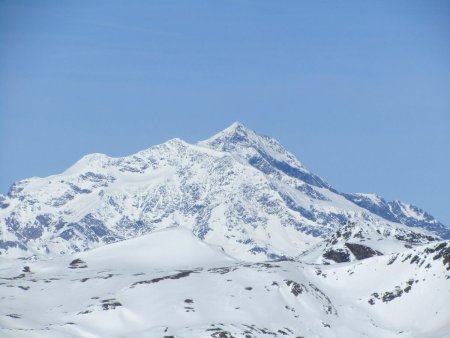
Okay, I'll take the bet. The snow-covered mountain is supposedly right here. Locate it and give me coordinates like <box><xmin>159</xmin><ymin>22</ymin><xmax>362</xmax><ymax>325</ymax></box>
<box><xmin>1</xmin><ymin>123</ymin><xmax>449</xmax><ymax>337</ymax></box>
<box><xmin>1</xmin><ymin>227</ymin><xmax>449</xmax><ymax>337</ymax></box>
<box><xmin>0</xmin><ymin>122</ymin><xmax>447</xmax><ymax>261</ymax></box>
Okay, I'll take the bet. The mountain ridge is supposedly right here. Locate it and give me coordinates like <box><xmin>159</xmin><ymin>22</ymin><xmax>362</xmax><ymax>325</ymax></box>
<box><xmin>0</xmin><ymin>123</ymin><xmax>447</xmax><ymax>260</ymax></box>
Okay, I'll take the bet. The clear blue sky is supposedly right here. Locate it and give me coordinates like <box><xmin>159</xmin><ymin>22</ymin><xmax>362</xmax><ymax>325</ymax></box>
<box><xmin>1</xmin><ymin>1</ymin><xmax>449</xmax><ymax>225</ymax></box>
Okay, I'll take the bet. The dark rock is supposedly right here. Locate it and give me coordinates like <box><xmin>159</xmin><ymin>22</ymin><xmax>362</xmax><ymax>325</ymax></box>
<box><xmin>207</xmin><ymin>266</ymin><xmax>237</xmax><ymax>274</ymax></box>
<box><xmin>6</xmin><ymin>314</ymin><xmax>21</xmax><ymax>319</ymax></box>
<box><xmin>77</xmin><ymin>309</ymin><xmax>92</xmax><ymax>315</ymax></box>
<box><xmin>131</xmin><ymin>270</ymin><xmax>199</xmax><ymax>287</ymax></box>
<box><xmin>410</xmin><ymin>255</ymin><xmax>420</xmax><ymax>264</ymax></box>
<box><xmin>402</xmin><ymin>254</ymin><xmax>412</xmax><ymax>262</ymax></box>
<box><xmin>382</xmin><ymin>288</ymin><xmax>403</xmax><ymax>302</ymax></box>
<box><xmin>211</xmin><ymin>331</ymin><xmax>235</xmax><ymax>338</ymax></box>
<box><xmin>345</xmin><ymin>243</ymin><xmax>381</xmax><ymax>260</ymax></box>
<box><xmin>23</xmin><ymin>226</ymin><xmax>43</xmax><ymax>240</ymax></box>
<box><xmin>0</xmin><ymin>240</ymin><xmax>27</xmax><ymax>252</ymax></box>
<box><xmin>0</xmin><ymin>195</ymin><xmax>9</xmax><ymax>209</ymax></box>
<box><xmin>69</xmin><ymin>258</ymin><xmax>87</xmax><ymax>269</ymax></box>
<box><xmin>101</xmin><ymin>298</ymin><xmax>122</xmax><ymax>310</ymax></box>
<box><xmin>323</xmin><ymin>249</ymin><xmax>350</xmax><ymax>263</ymax></box>
<box><xmin>431</xmin><ymin>242</ymin><xmax>450</xmax><ymax>270</ymax></box>
<box><xmin>184</xmin><ymin>306</ymin><xmax>195</xmax><ymax>312</ymax></box>
<box><xmin>387</xmin><ymin>254</ymin><xmax>398</xmax><ymax>265</ymax></box>
<box><xmin>285</xmin><ymin>280</ymin><xmax>304</xmax><ymax>296</ymax></box>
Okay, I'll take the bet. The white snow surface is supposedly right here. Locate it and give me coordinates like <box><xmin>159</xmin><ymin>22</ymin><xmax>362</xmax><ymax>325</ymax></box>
<box><xmin>0</xmin><ymin>227</ymin><xmax>449</xmax><ymax>338</ymax></box>
<box><xmin>77</xmin><ymin>227</ymin><xmax>236</xmax><ymax>270</ymax></box>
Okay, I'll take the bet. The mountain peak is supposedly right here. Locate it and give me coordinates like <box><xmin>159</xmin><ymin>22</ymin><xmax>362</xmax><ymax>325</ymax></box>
<box><xmin>202</xmin><ymin>121</ymin><xmax>256</xmax><ymax>147</ymax></box>
<box><xmin>222</xmin><ymin>121</ymin><xmax>249</xmax><ymax>134</ymax></box>
<box><xmin>197</xmin><ymin>123</ymin><xmax>334</xmax><ymax>189</ymax></box>
<box><xmin>63</xmin><ymin>152</ymin><xmax>110</xmax><ymax>175</ymax></box>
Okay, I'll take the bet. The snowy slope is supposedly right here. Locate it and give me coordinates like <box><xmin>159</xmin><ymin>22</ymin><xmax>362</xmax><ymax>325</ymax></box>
<box><xmin>0</xmin><ymin>227</ymin><xmax>449</xmax><ymax>338</ymax></box>
<box><xmin>0</xmin><ymin>123</ymin><xmax>446</xmax><ymax>261</ymax></box>
<box><xmin>76</xmin><ymin>227</ymin><xmax>236</xmax><ymax>269</ymax></box>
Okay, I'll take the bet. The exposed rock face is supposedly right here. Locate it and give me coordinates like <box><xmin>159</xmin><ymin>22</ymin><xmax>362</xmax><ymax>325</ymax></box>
<box><xmin>344</xmin><ymin>243</ymin><xmax>381</xmax><ymax>260</ymax></box>
<box><xmin>424</xmin><ymin>242</ymin><xmax>450</xmax><ymax>270</ymax></box>
<box><xmin>69</xmin><ymin>259</ymin><xmax>87</xmax><ymax>269</ymax></box>
<box><xmin>323</xmin><ymin>249</ymin><xmax>351</xmax><ymax>263</ymax></box>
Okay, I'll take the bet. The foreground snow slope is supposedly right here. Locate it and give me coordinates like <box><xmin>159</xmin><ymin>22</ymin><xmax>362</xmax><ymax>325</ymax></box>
<box><xmin>0</xmin><ymin>123</ymin><xmax>447</xmax><ymax>261</ymax></box>
<box><xmin>0</xmin><ymin>227</ymin><xmax>449</xmax><ymax>338</ymax></box>
<box><xmin>77</xmin><ymin>227</ymin><xmax>235</xmax><ymax>270</ymax></box>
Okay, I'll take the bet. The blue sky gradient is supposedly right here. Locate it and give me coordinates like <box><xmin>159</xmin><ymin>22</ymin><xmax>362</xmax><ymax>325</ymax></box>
<box><xmin>1</xmin><ymin>1</ymin><xmax>449</xmax><ymax>225</ymax></box>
